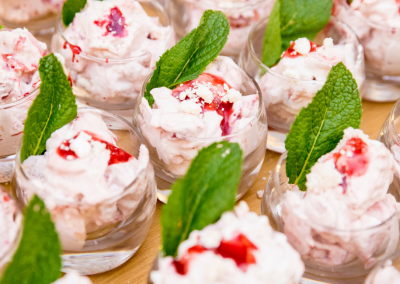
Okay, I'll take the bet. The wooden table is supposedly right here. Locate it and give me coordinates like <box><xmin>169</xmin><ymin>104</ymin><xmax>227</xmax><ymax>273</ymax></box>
<box><xmin>85</xmin><ymin>100</ymin><xmax>395</xmax><ymax>284</ymax></box>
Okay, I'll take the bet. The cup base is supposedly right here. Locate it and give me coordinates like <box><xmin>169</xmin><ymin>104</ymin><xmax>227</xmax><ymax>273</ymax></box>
<box><xmin>266</xmin><ymin>130</ymin><xmax>287</xmax><ymax>153</ymax></box>
<box><xmin>362</xmin><ymin>74</ymin><xmax>400</xmax><ymax>102</ymax></box>
<box><xmin>155</xmin><ymin>158</ymin><xmax>264</xmax><ymax>203</ymax></box>
<box><xmin>0</xmin><ymin>155</ymin><xmax>15</xmax><ymax>183</ymax></box>
<box><xmin>61</xmin><ymin>247</ymin><xmax>139</xmax><ymax>275</ymax></box>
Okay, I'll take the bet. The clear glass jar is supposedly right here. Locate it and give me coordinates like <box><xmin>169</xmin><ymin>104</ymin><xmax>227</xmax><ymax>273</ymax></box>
<box><xmin>365</xmin><ymin>250</ymin><xmax>400</xmax><ymax>284</ymax></box>
<box><xmin>378</xmin><ymin>100</ymin><xmax>400</xmax><ymax>163</ymax></box>
<box><xmin>0</xmin><ymin>89</ymin><xmax>39</xmax><ymax>183</ymax></box>
<box><xmin>261</xmin><ymin>152</ymin><xmax>400</xmax><ymax>280</ymax></box>
<box><xmin>51</xmin><ymin>0</ymin><xmax>175</xmax><ymax>122</ymax></box>
<box><xmin>0</xmin><ymin>191</ymin><xmax>23</xmax><ymax>274</ymax></box>
<box><xmin>167</xmin><ymin>0</ymin><xmax>275</xmax><ymax>62</ymax></box>
<box><xmin>239</xmin><ymin>16</ymin><xmax>365</xmax><ymax>153</ymax></box>
<box><xmin>334</xmin><ymin>0</ymin><xmax>400</xmax><ymax>102</ymax></box>
<box><xmin>11</xmin><ymin>107</ymin><xmax>157</xmax><ymax>275</ymax></box>
<box><xmin>0</xmin><ymin>0</ymin><xmax>62</xmax><ymax>48</ymax></box>
<box><xmin>133</xmin><ymin>69</ymin><xmax>268</xmax><ymax>203</ymax></box>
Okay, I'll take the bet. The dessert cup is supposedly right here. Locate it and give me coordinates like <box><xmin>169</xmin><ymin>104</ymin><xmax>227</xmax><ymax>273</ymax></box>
<box><xmin>334</xmin><ymin>0</ymin><xmax>400</xmax><ymax>102</ymax></box>
<box><xmin>133</xmin><ymin>71</ymin><xmax>268</xmax><ymax>203</ymax></box>
<box><xmin>167</xmin><ymin>0</ymin><xmax>274</xmax><ymax>62</ymax></box>
<box><xmin>51</xmin><ymin>0</ymin><xmax>175</xmax><ymax>122</ymax></box>
<box><xmin>261</xmin><ymin>152</ymin><xmax>400</xmax><ymax>281</ymax></box>
<box><xmin>365</xmin><ymin>249</ymin><xmax>400</xmax><ymax>284</ymax></box>
<box><xmin>0</xmin><ymin>192</ymin><xmax>23</xmax><ymax>273</ymax></box>
<box><xmin>0</xmin><ymin>89</ymin><xmax>39</xmax><ymax>183</ymax></box>
<box><xmin>379</xmin><ymin>100</ymin><xmax>400</xmax><ymax>162</ymax></box>
<box><xmin>11</xmin><ymin>107</ymin><xmax>157</xmax><ymax>275</ymax></box>
<box><xmin>239</xmin><ymin>16</ymin><xmax>365</xmax><ymax>153</ymax></box>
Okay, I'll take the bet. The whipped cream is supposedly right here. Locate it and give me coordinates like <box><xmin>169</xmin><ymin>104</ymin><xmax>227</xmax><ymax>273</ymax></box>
<box><xmin>259</xmin><ymin>37</ymin><xmax>363</xmax><ymax>129</ymax></box>
<box><xmin>139</xmin><ymin>56</ymin><xmax>260</xmax><ymax>176</ymax></box>
<box><xmin>52</xmin><ymin>273</ymin><xmax>92</xmax><ymax>284</ymax></box>
<box><xmin>21</xmin><ymin>110</ymin><xmax>151</xmax><ymax>251</ymax></box>
<box><xmin>282</xmin><ymin>128</ymin><xmax>400</xmax><ymax>267</ymax></box>
<box><xmin>182</xmin><ymin>0</ymin><xmax>274</xmax><ymax>56</ymax></box>
<box><xmin>151</xmin><ymin>202</ymin><xmax>304</xmax><ymax>284</ymax></box>
<box><xmin>0</xmin><ymin>191</ymin><xmax>20</xmax><ymax>269</ymax></box>
<box><xmin>335</xmin><ymin>0</ymin><xmax>400</xmax><ymax>75</ymax></box>
<box><xmin>365</xmin><ymin>260</ymin><xmax>400</xmax><ymax>284</ymax></box>
<box><xmin>0</xmin><ymin>0</ymin><xmax>65</xmax><ymax>23</ymax></box>
<box><xmin>57</xmin><ymin>0</ymin><xmax>174</xmax><ymax>104</ymax></box>
<box><xmin>0</xmin><ymin>28</ymin><xmax>47</xmax><ymax>157</ymax></box>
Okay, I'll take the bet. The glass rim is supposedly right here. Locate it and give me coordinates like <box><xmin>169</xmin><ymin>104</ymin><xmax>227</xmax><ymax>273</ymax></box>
<box><xmin>56</xmin><ymin>0</ymin><xmax>173</xmax><ymax>63</ymax></box>
<box><xmin>14</xmin><ymin>107</ymin><xmax>149</xmax><ymax>206</ymax></box>
<box><xmin>136</xmin><ymin>60</ymin><xmax>265</xmax><ymax>141</ymax></box>
<box><xmin>272</xmin><ymin>151</ymin><xmax>399</xmax><ymax>233</ymax></box>
<box><xmin>0</xmin><ymin>13</ymin><xmax>58</xmax><ymax>31</ymax></box>
<box><xmin>247</xmin><ymin>15</ymin><xmax>363</xmax><ymax>83</ymax></box>
<box><xmin>0</xmin><ymin>88</ymin><xmax>39</xmax><ymax>110</ymax></box>
<box><xmin>177</xmin><ymin>0</ymin><xmax>272</xmax><ymax>10</ymax></box>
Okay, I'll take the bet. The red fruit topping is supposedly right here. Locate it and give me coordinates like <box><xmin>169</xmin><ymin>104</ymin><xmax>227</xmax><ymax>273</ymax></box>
<box><xmin>282</xmin><ymin>40</ymin><xmax>319</xmax><ymax>59</ymax></box>
<box><xmin>172</xmin><ymin>234</ymin><xmax>258</xmax><ymax>275</ymax></box>
<box><xmin>63</xmin><ymin>41</ymin><xmax>82</xmax><ymax>63</ymax></box>
<box><xmin>171</xmin><ymin>74</ymin><xmax>236</xmax><ymax>136</ymax></box>
<box><xmin>333</xmin><ymin>137</ymin><xmax>370</xmax><ymax>177</ymax></box>
<box><xmin>57</xmin><ymin>131</ymin><xmax>132</xmax><ymax>165</ymax></box>
<box><xmin>105</xmin><ymin>7</ymin><xmax>127</xmax><ymax>37</ymax></box>
<box><xmin>2</xmin><ymin>54</ymin><xmax>28</xmax><ymax>70</ymax></box>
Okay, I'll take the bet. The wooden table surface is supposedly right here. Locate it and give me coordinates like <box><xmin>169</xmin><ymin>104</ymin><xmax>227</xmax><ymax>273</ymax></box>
<box><xmin>84</xmin><ymin>100</ymin><xmax>395</xmax><ymax>284</ymax></box>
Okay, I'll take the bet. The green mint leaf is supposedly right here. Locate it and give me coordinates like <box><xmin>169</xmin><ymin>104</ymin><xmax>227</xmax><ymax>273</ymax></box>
<box><xmin>161</xmin><ymin>142</ymin><xmax>243</xmax><ymax>257</ymax></box>
<box><xmin>20</xmin><ymin>53</ymin><xmax>77</xmax><ymax>162</ymax></box>
<box><xmin>0</xmin><ymin>26</ymin><xmax>3</xmax><ymax>30</ymax></box>
<box><xmin>0</xmin><ymin>195</ymin><xmax>62</xmax><ymax>284</ymax></box>
<box><xmin>261</xmin><ymin>0</ymin><xmax>282</xmax><ymax>68</ymax></box>
<box><xmin>261</xmin><ymin>0</ymin><xmax>332</xmax><ymax>67</ymax></box>
<box><xmin>62</xmin><ymin>0</ymin><xmax>86</xmax><ymax>27</ymax></box>
<box><xmin>285</xmin><ymin>62</ymin><xmax>362</xmax><ymax>191</ymax></box>
<box><xmin>144</xmin><ymin>10</ymin><xmax>229</xmax><ymax>107</ymax></box>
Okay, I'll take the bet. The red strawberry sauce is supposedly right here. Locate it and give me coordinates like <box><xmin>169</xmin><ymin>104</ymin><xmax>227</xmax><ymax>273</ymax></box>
<box><xmin>282</xmin><ymin>40</ymin><xmax>319</xmax><ymax>59</ymax></box>
<box><xmin>172</xmin><ymin>234</ymin><xmax>258</xmax><ymax>275</ymax></box>
<box><xmin>94</xmin><ymin>7</ymin><xmax>127</xmax><ymax>37</ymax></box>
<box><xmin>63</xmin><ymin>41</ymin><xmax>82</xmax><ymax>63</ymax></box>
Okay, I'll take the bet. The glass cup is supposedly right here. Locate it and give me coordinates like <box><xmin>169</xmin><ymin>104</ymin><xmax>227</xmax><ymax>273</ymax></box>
<box><xmin>0</xmin><ymin>89</ymin><xmax>39</xmax><ymax>183</ymax></box>
<box><xmin>11</xmin><ymin>107</ymin><xmax>157</xmax><ymax>275</ymax></box>
<box><xmin>167</xmin><ymin>0</ymin><xmax>275</xmax><ymax>62</ymax></box>
<box><xmin>51</xmin><ymin>0</ymin><xmax>175</xmax><ymax>122</ymax></box>
<box><xmin>261</xmin><ymin>152</ymin><xmax>400</xmax><ymax>281</ymax></box>
<box><xmin>132</xmin><ymin>69</ymin><xmax>268</xmax><ymax>203</ymax></box>
<box><xmin>239</xmin><ymin>16</ymin><xmax>365</xmax><ymax>153</ymax></box>
<box><xmin>365</xmin><ymin>250</ymin><xmax>400</xmax><ymax>284</ymax></box>
<box><xmin>0</xmin><ymin>0</ymin><xmax>62</xmax><ymax>49</ymax></box>
<box><xmin>334</xmin><ymin>0</ymin><xmax>400</xmax><ymax>102</ymax></box>
<box><xmin>378</xmin><ymin>100</ymin><xmax>400</xmax><ymax>163</ymax></box>
<box><xmin>0</xmin><ymin>191</ymin><xmax>23</xmax><ymax>274</ymax></box>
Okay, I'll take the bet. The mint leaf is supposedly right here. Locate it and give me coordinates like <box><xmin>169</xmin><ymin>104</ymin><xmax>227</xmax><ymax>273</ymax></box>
<box><xmin>261</xmin><ymin>0</ymin><xmax>332</xmax><ymax>67</ymax></box>
<box><xmin>144</xmin><ymin>10</ymin><xmax>229</xmax><ymax>107</ymax></box>
<box><xmin>0</xmin><ymin>26</ymin><xmax>3</xmax><ymax>30</ymax></box>
<box><xmin>261</xmin><ymin>0</ymin><xmax>282</xmax><ymax>68</ymax></box>
<box><xmin>162</xmin><ymin>142</ymin><xmax>243</xmax><ymax>257</ymax></box>
<box><xmin>0</xmin><ymin>195</ymin><xmax>62</xmax><ymax>284</ymax></box>
<box><xmin>285</xmin><ymin>62</ymin><xmax>362</xmax><ymax>191</ymax></box>
<box><xmin>20</xmin><ymin>54</ymin><xmax>77</xmax><ymax>162</ymax></box>
<box><xmin>62</xmin><ymin>0</ymin><xmax>86</xmax><ymax>27</ymax></box>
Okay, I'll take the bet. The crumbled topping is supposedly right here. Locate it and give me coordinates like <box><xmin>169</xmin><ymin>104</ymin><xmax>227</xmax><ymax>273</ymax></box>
<box><xmin>69</xmin><ymin>132</ymin><xmax>93</xmax><ymax>158</ymax></box>
<box><xmin>180</xmin><ymin>100</ymin><xmax>202</xmax><ymax>116</ymax></box>
<box><xmin>323</xmin><ymin>37</ymin><xmax>334</xmax><ymax>49</ymax></box>
<box><xmin>234</xmin><ymin>201</ymin><xmax>250</xmax><ymax>217</ymax></box>
<box><xmin>199</xmin><ymin>229</ymin><xmax>222</xmax><ymax>249</ymax></box>
<box><xmin>293</xmin><ymin>38</ymin><xmax>311</xmax><ymax>55</ymax></box>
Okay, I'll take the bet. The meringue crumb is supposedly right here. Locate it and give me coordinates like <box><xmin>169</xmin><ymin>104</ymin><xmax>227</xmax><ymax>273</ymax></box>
<box><xmin>257</xmin><ymin>190</ymin><xmax>264</xmax><ymax>199</ymax></box>
<box><xmin>199</xmin><ymin>230</ymin><xmax>222</xmax><ymax>249</ymax></box>
<box><xmin>235</xmin><ymin>201</ymin><xmax>250</xmax><ymax>216</ymax></box>
<box><xmin>180</xmin><ymin>100</ymin><xmax>202</xmax><ymax>116</ymax></box>
<box><xmin>323</xmin><ymin>37</ymin><xmax>334</xmax><ymax>48</ymax></box>
<box><xmin>293</xmin><ymin>38</ymin><xmax>311</xmax><ymax>55</ymax></box>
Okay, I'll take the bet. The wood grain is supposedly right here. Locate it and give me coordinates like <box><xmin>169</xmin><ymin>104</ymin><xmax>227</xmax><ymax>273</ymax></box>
<box><xmin>88</xmin><ymin>100</ymin><xmax>395</xmax><ymax>284</ymax></box>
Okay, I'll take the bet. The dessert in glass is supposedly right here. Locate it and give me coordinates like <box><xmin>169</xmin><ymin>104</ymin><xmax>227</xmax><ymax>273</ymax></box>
<box><xmin>0</xmin><ymin>28</ymin><xmax>48</xmax><ymax>182</ymax></box>
<box><xmin>0</xmin><ymin>190</ymin><xmax>22</xmax><ymax>273</ymax></box>
<box><xmin>262</xmin><ymin>127</ymin><xmax>400</xmax><ymax>280</ymax></box>
<box><xmin>133</xmin><ymin>56</ymin><xmax>268</xmax><ymax>202</ymax></box>
<box><xmin>334</xmin><ymin>0</ymin><xmax>400</xmax><ymax>102</ymax></box>
<box><xmin>167</xmin><ymin>0</ymin><xmax>275</xmax><ymax>61</ymax></box>
<box><xmin>52</xmin><ymin>273</ymin><xmax>93</xmax><ymax>284</ymax></box>
<box><xmin>52</xmin><ymin>0</ymin><xmax>175</xmax><ymax>121</ymax></box>
<box><xmin>11</xmin><ymin>108</ymin><xmax>157</xmax><ymax>275</ymax></box>
<box><xmin>149</xmin><ymin>201</ymin><xmax>304</xmax><ymax>284</ymax></box>
<box><xmin>239</xmin><ymin>16</ymin><xmax>365</xmax><ymax>152</ymax></box>
<box><xmin>365</xmin><ymin>250</ymin><xmax>400</xmax><ymax>284</ymax></box>
<box><xmin>379</xmin><ymin>96</ymin><xmax>400</xmax><ymax>164</ymax></box>
<box><xmin>0</xmin><ymin>0</ymin><xmax>65</xmax><ymax>47</ymax></box>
